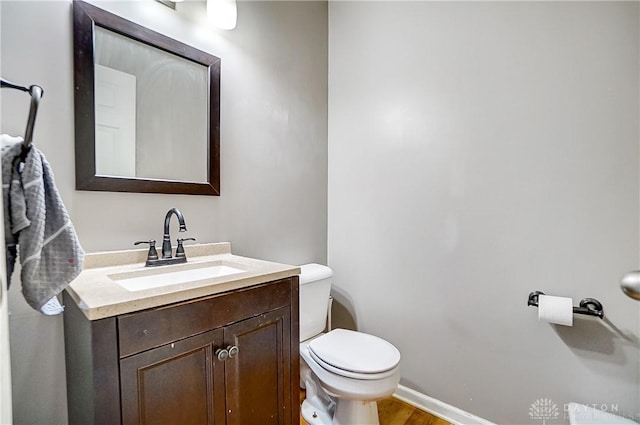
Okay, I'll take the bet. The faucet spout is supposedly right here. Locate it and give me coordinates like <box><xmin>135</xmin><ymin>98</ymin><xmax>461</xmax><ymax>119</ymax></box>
<box><xmin>162</xmin><ymin>208</ymin><xmax>187</xmax><ymax>258</ymax></box>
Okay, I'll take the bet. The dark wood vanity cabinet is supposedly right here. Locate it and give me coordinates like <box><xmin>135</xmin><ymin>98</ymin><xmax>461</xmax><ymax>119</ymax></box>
<box><xmin>120</xmin><ymin>328</ymin><xmax>226</xmax><ymax>425</ymax></box>
<box><xmin>64</xmin><ymin>277</ymin><xmax>299</xmax><ymax>425</ymax></box>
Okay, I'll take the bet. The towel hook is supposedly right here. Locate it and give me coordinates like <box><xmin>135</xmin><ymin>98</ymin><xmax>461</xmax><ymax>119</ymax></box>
<box><xmin>1</xmin><ymin>77</ymin><xmax>44</xmax><ymax>151</ymax></box>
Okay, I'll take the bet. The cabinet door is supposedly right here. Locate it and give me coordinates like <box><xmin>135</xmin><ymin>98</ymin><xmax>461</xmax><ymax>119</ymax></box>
<box><xmin>120</xmin><ymin>328</ymin><xmax>226</xmax><ymax>425</ymax></box>
<box><xmin>224</xmin><ymin>307</ymin><xmax>291</xmax><ymax>425</ymax></box>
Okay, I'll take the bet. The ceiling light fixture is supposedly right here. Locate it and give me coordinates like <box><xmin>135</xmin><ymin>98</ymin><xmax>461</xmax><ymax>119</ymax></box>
<box><xmin>155</xmin><ymin>0</ymin><xmax>183</xmax><ymax>10</ymax></box>
<box><xmin>207</xmin><ymin>0</ymin><xmax>237</xmax><ymax>30</ymax></box>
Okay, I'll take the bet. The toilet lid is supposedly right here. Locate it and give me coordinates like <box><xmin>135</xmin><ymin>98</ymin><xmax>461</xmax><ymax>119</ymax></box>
<box><xmin>308</xmin><ymin>329</ymin><xmax>400</xmax><ymax>375</ymax></box>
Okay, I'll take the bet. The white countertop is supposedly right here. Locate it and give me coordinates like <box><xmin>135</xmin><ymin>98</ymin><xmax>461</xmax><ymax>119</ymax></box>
<box><xmin>65</xmin><ymin>242</ymin><xmax>301</xmax><ymax>320</ymax></box>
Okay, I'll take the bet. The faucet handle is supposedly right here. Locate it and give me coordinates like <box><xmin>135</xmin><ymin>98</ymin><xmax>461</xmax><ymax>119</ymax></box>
<box><xmin>176</xmin><ymin>238</ymin><xmax>196</xmax><ymax>258</ymax></box>
<box><xmin>134</xmin><ymin>240</ymin><xmax>159</xmax><ymax>261</ymax></box>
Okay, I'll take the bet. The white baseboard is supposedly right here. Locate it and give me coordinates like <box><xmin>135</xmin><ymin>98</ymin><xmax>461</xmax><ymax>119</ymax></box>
<box><xmin>393</xmin><ymin>385</ymin><xmax>495</xmax><ymax>425</ymax></box>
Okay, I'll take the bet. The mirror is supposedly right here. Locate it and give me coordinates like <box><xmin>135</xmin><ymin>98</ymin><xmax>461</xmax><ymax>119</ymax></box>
<box><xmin>73</xmin><ymin>0</ymin><xmax>221</xmax><ymax>195</ymax></box>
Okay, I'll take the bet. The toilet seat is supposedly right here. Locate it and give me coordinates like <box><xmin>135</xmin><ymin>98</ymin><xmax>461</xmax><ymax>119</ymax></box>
<box><xmin>308</xmin><ymin>329</ymin><xmax>401</xmax><ymax>380</ymax></box>
<box><xmin>300</xmin><ymin>340</ymin><xmax>401</xmax><ymax>400</ymax></box>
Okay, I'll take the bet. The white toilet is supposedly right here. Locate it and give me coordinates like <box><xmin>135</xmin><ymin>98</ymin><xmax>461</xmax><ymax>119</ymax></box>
<box><xmin>299</xmin><ymin>264</ymin><xmax>401</xmax><ymax>425</ymax></box>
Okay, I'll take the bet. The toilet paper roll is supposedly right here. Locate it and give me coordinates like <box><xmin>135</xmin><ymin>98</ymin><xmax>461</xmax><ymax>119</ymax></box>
<box><xmin>538</xmin><ymin>295</ymin><xmax>573</xmax><ymax>326</ymax></box>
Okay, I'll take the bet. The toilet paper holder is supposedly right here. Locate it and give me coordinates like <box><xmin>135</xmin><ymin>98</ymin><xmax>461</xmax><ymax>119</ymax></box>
<box><xmin>527</xmin><ymin>291</ymin><xmax>604</xmax><ymax>318</ymax></box>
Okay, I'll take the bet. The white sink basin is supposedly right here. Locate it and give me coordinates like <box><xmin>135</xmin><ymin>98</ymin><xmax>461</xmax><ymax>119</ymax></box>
<box><xmin>110</xmin><ymin>262</ymin><xmax>245</xmax><ymax>292</ymax></box>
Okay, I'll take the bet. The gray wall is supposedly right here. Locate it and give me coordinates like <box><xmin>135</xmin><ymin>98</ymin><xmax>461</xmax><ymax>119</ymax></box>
<box><xmin>0</xmin><ymin>1</ymin><xmax>327</xmax><ymax>424</ymax></box>
<box><xmin>3</xmin><ymin>1</ymin><xmax>639</xmax><ymax>424</ymax></box>
<box><xmin>328</xmin><ymin>1</ymin><xmax>639</xmax><ymax>424</ymax></box>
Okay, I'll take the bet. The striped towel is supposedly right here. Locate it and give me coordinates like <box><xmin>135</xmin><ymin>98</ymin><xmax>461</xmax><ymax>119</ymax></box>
<box><xmin>2</xmin><ymin>140</ymin><xmax>84</xmax><ymax>313</ymax></box>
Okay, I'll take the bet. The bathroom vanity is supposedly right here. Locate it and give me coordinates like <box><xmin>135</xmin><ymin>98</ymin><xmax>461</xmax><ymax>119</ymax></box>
<box><xmin>63</xmin><ymin>243</ymin><xmax>300</xmax><ymax>425</ymax></box>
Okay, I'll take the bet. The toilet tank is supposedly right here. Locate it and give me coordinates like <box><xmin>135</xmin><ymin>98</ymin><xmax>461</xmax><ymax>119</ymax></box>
<box><xmin>299</xmin><ymin>263</ymin><xmax>333</xmax><ymax>342</ymax></box>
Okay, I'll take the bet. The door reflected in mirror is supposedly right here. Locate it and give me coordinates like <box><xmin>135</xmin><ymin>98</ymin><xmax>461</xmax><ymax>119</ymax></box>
<box><xmin>74</xmin><ymin>0</ymin><xmax>220</xmax><ymax>195</ymax></box>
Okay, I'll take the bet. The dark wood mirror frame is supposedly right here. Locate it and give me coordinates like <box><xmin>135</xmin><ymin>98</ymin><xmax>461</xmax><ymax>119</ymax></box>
<box><xmin>73</xmin><ymin>0</ymin><xmax>221</xmax><ymax>196</ymax></box>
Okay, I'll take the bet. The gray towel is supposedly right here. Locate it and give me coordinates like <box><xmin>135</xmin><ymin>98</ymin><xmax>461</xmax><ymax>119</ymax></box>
<box><xmin>2</xmin><ymin>142</ymin><xmax>84</xmax><ymax>312</ymax></box>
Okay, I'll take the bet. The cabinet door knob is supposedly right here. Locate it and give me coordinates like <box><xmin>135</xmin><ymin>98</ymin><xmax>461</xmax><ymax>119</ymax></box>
<box><xmin>227</xmin><ymin>345</ymin><xmax>239</xmax><ymax>358</ymax></box>
<box><xmin>216</xmin><ymin>348</ymin><xmax>229</xmax><ymax>361</ymax></box>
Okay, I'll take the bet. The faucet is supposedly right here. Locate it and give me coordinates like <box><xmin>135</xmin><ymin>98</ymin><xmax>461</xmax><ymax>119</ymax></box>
<box><xmin>162</xmin><ymin>208</ymin><xmax>187</xmax><ymax>259</ymax></box>
<box><xmin>135</xmin><ymin>208</ymin><xmax>196</xmax><ymax>267</ymax></box>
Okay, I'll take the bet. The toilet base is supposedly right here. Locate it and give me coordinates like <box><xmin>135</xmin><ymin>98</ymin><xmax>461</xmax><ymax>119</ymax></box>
<box><xmin>333</xmin><ymin>399</ymin><xmax>380</xmax><ymax>425</ymax></box>
<box><xmin>301</xmin><ymin>396</ymin><xmax>380</xmax><ymax>425</ymax></box>
<box><xmin>301</xmin><ymin>398</ymin><xmax>333</xmax><ymax>425</ymax></box>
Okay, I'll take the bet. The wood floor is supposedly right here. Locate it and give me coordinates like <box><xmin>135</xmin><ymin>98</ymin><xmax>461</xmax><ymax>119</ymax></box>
<box><xmin>299</xmin><ymin>390</ymin><xmax>451</xmax><ymax>425</ymax></box>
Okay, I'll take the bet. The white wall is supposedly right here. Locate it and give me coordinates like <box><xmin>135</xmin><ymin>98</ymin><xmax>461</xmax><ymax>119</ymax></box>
<box><xmin>0</xmin><ymin>5</ymin><xmax>12</xmax><ymax>423</ymax></box>
<box><xmin>0</xmin><ymin>269</ymin><xmax>10</xmax><ymax>424</ymax></box>
<box><xmin>0</xmin><ymin>265</ymin><xmax>10</xmax><ymax>425</ymax></box>
<box><xmin>3</xmin><ymin>1</ymin><xmax>639</xmax><ymax>424</ymax></box>
<box><xmin>0</xmin><ymin>1</ymin><xmax>327</xmax><ymax>424</ymax></box>
<box><xmin>328</xmin><ymin>2</ymin><xmax>639</xmax><ymax>423</ymax></box>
